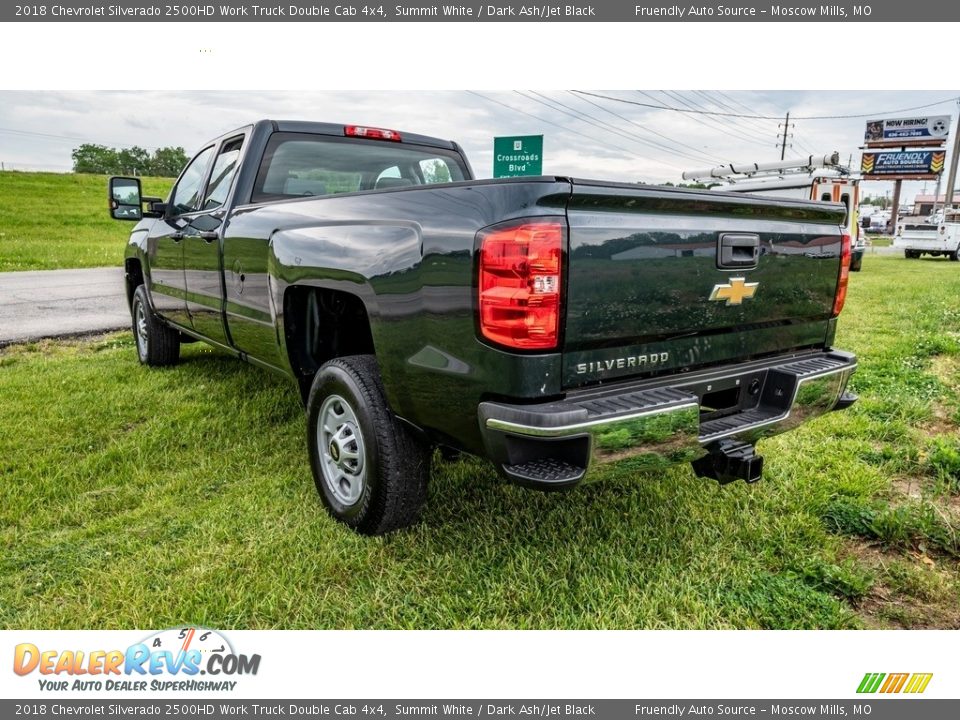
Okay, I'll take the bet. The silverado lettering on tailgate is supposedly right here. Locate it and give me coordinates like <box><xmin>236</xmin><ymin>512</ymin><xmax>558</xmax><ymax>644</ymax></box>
<box><xmin>576</xmin><ymin>352</ymin><xmax>670</xmax><ymax>375</ymax></box>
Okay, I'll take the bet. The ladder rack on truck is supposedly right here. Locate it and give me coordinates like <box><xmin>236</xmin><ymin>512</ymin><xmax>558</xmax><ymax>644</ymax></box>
<box><xmin>682</xmin><ymin>153</ymin><xmax>865</xmax><ymax>271</ymax></box>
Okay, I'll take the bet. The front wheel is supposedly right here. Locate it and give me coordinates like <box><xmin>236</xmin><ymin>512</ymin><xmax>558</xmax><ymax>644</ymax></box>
<box><xmin>131</xmin><ymin>285</ymin><xmax>180</xmax><ymax>366</ymax></box>
<box><xmin>306</xmin><ymin>355</ymin><xmax>428</xmax><ymax>535</ymax></box>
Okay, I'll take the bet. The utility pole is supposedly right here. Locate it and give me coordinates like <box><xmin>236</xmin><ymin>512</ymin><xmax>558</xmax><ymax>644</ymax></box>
<box><xmin>941</xmin><ymin>99</ymin><xmax>960</xmax><ymax>216</ymax></box>
<box><xmin>890</xmin><ymin>179</ymin><xmax>903</xmax><ymax>234</ymax></box>
<box><xmin>778</xmin><ymin>112</ymin><xmax>792</xmax><ymax>160</ymax></box>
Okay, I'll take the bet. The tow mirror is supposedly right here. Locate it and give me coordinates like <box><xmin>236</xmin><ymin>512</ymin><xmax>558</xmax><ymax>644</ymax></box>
<box><xmin>109</xmin><ymin>177</ymin><xmax>143</xmax><ymax>221</ymax></box>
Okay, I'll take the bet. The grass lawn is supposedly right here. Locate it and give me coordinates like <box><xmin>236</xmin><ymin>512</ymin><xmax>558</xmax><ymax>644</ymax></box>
<box><xmin>1</xmin><ymin>255</ymin><xmax>959</xmax><ymax>629</ymax></box>
<box><xmin>0</xmin><ymin>171</ymin><xmax>172</xmax><ymax>271</ymax></box>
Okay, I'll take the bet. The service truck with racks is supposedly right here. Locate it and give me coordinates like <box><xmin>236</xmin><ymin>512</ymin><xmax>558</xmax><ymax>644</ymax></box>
<box><xmin>895</xmin><ymin>210</ymin><xmax>960</xmax><ymax>261</ymax></box>
<box><xmin>682</xmin><ymin>153</ymin><xmax>866</xmax><ymax>271</ymax></box>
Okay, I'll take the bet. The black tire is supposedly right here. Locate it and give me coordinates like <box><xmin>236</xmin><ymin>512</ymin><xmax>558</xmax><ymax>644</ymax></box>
<box><xmin>949</xmin><ymin>251</ymin><xmax>959</xmax><ymax>262</ymax></box>
<box><xmin>131</xmin><ymin>285</ymin><xmax>180</xmax><ymax>367</ymax></box>
<box><xmin>306</xmin><ymin>354</ymin><xmax>428</xmax><ymax>535</ymax></box>
<box><xmin>905</xmin><ymin>250</ymin><xmax>917</xmax><ymax>259</ymax></box>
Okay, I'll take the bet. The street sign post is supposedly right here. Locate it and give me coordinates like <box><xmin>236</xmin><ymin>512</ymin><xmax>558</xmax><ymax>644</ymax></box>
<box><xmin>493</xmin><ymin>135</ymin><xmax>543</xmax><ymax>178</ymax></box>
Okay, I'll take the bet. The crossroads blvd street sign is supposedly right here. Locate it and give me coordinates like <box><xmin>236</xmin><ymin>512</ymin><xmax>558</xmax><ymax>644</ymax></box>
<box><xmin>494</xmin><ymin>135</ymin><xmax>543</xmax><ymax>178</ymax></box>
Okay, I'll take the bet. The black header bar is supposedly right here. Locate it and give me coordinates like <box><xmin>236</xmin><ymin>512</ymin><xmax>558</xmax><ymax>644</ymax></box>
<box><xmin>2</xmin><ymin>0</ymin><xmax>953</xmax><ymax>22</ymax></box>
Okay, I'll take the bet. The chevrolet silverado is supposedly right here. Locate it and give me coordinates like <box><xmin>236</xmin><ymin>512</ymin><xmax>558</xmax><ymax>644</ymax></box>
<box><xmin>109</xmin><ymin>119</ymin><xmax>858</xmax><ymax>535</ymax></box>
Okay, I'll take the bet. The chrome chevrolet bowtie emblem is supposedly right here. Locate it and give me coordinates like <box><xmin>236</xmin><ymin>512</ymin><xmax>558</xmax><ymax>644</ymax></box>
<box><xmin>709</xmin><ymin>277</ymin><xmax>758</xmax><ymax>306</ymax></box>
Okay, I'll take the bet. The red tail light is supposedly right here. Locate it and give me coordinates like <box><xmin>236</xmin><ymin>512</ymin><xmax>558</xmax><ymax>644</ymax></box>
<box><xmin>478</xmin><ymin>220</ymin><xmax>564</xmax><ymax>350</ymax></box>
<box><xmin>832</xmin><ymin>231</ymin><xmax>851</xmax><ymax>317</ymax></box>
<box><xmin>344</xmin><ymin>125</ymin><xmax>401</xmax><ymax>142</ymax></box>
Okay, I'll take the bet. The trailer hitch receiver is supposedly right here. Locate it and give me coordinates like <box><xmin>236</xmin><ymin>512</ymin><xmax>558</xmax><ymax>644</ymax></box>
<box><xmin>691</xmin><ymin>439</ymin><xmax>764</xmax><ymax>485</ymax></box>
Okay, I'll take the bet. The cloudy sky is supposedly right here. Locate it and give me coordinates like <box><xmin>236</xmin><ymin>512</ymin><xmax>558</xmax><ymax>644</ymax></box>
<box><xmin>2</xmin><ymin>90</ymin><xmax>958</xmax><ymax>202</ymax></box>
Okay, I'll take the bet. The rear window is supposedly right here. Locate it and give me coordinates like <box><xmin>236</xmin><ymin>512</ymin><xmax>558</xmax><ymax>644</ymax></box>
<box><xmin>252</xmin><ymin>132</ymin><xmax>468</xmax><ymax>202</ymax></box>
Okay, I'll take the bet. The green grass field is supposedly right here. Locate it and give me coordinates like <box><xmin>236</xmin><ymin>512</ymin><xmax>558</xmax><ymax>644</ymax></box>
<box><xmin>2</xmin><ymin>255</ymin><xmax>959</xmax><ymax>629</ymax></box>
<box><xmin>0</xmin><ymin>171</ymin><xmax>173</xmax><ymax>271</ymax></box>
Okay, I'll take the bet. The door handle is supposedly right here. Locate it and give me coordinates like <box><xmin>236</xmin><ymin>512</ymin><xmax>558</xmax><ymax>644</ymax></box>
<box><xmin>199</xmin><ymin>231</ymin><xmax>219</xmax><ymax>242</ymax></box>
<box><xmin>717</xmin><ymin>233</ymin><xmax>760</xmax><ymax>269</ymax></box>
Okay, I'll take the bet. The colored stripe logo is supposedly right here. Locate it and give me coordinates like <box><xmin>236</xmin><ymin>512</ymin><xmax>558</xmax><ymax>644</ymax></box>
<box><xmin>857</xmin><ymin>672</ymin><xmax>933</xmax><ymax>694</ymax></box>
<box><xmin>931</xmin><ymin>152</ymin><xmax>946</xmax><ymax>173</ymax></box>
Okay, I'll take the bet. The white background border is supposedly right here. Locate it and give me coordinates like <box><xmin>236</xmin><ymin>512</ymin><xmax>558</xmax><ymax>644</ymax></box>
<box><xmin>1</xmin><ymin>18</ymin><xmax>957</xmax><ymax>703</ymax></box>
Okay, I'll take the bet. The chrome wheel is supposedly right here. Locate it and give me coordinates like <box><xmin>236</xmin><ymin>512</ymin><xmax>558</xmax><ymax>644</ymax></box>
<box><xmin>134</xmin><ymin>300</ymin><xmax>148</xmax><ymax>359</ymax></box>
<box><xmin>317</xmin><ymin>394</ymin><xmax>366</xmax><ymax>506</ymax></box>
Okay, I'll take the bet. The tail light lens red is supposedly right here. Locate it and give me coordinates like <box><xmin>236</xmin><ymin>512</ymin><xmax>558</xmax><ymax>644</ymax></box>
<box><xmin>478</xmin><ymin>220</ymin><xmax>564</xmax><ymax>350</ymax></box>
<box><xmin>832</xmin><ymin>231</ymin><xmax>851</xmax><ymax>317</ymax></box>
<box><xmin>344</xmin><ymin>125</ymin><xmax>402</xmax><ymax>142</ymax></box>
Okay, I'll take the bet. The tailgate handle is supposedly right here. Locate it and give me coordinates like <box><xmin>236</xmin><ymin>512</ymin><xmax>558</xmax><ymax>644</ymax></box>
<box><xmin>718</xmin><ymin>233</ymin><xmax>760</xmax><ymax>269</ymax></box>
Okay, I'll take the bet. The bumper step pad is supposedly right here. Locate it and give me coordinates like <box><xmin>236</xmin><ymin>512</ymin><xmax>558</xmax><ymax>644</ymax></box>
<box><xmin>502</xmin><ymin>458</ymin><xmax>585</xmax><ymax>487</ymax></box>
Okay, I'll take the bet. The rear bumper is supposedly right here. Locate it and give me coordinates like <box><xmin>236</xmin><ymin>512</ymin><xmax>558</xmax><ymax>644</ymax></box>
<box><xmin>478</xmin><ymin>349</ymin><xmax>857</xmax><ymax>488</ymax></box>
<box><xmin>894</xmin><ymin>236</ymin><xmax>952</xmax><ymax>251</ymax></box>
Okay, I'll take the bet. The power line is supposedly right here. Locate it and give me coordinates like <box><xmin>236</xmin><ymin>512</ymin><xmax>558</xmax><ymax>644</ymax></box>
<box><xmin>654</xmin><ymin>91</ymin><xmax>771</xmax><ymax>147</ymax></box>
<box><xmin>666</xmin><ymin>90</ymin><xmax>779</xmax><ymax>146</ymax></box>
<box><xmin>465</xmin><ymin>91</ymin><xmax>660</xmax><ymax>170</ymax></box>
<box><xmin>642</xmin><ymin>91</ymin><xmax>774</xmax><ymax>149</ymax></box>
<box><xmin>572</xmin><ymin>90</ymin><xmax>960</xmax><ymax>120</ymax></box>
<box><xmin>0</xmin><ymin>126</ymin><xmax>161</xmax><ymax>150</ymax></box>
<box><xmin>791</xmin><ymin>133</ymin><xmax>819</xmax><ymax>155</ymax></box>
<box><xmin>517</xmin><ymin>90</ymin><xmax>705</xmax><ymax>167</ymax></box>
<box><xmin>716</xmin><ymin>92</ymin><xmax>840</xmax><ymax>160</ymax></box>
<box><xmin>693</xmin><ymin>90</ymin><xmax>782</xmax><ymax>140</ymax></box>
<box><xmin>708</xmin><ymin>89</ymin><xmax>822</xmax><ymax>151</ymax></box>
<box><xmin>563</xmin><ymin>90</ymin><xmax>724</xmax><ymax>164</ymax></box>
<box><xmin>713</xmin><ymin>90</ymin><xmax>832</xmax><ymax>153</ymax></box>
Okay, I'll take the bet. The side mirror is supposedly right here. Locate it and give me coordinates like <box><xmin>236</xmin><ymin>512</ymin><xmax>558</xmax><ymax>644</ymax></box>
<box><xmin>108</xmin><ymin>177</ymin><xmax>143</xmax><ymax>221</ymax></box>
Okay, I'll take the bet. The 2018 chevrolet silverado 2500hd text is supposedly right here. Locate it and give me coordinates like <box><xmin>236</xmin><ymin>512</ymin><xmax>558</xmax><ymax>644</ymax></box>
<box><xmin>109</xmin><ymin>119</ymin><xmax>858</xmax><ymax>535</ymax></box>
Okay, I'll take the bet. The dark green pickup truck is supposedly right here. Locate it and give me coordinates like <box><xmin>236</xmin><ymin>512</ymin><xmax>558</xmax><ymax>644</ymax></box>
<box><xmin>109</xmin><ymin>119</ymin><xmax>857</xmax><ymax>535</ymax></box>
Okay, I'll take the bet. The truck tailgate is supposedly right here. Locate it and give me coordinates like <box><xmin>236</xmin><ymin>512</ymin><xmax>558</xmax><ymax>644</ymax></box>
<box><xmin>562</xmin><ymin>180</ymin><xmax>846</xmax><ymax>389</ymax></box>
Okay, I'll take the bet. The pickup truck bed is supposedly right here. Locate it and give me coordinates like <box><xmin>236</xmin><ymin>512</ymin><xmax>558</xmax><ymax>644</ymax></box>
<box><xmin>110</xmin><ymin>119</ymin><xmax>857</xmax><ymax>534</ymax></box>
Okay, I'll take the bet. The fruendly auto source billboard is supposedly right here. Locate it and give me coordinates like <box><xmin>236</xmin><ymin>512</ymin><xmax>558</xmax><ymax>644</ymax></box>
<box><xmin>863</xmin><ymin>115</ymin><xmax>951</xmax><ymax>147</ymax></box>
<box><xmin>860</xmin><ymin>149</ymin><xmax>946</xmax><ymax>180</ymax></box>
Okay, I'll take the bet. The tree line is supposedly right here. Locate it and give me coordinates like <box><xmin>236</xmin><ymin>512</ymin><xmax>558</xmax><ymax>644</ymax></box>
<box><xmin>71</xmin><ymin>143</ymin><xmax>188</xmax><ymax>177</ymax></box>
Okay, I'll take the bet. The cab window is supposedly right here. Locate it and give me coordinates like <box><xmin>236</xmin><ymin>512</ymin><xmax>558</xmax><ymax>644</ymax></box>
<box><xmin>203</xmin><ymin>137</ymin><xmax>244</xmax><ymax>211</ymax></box>
<box><xmin>252</xmin><ymin>133</ymin><xmax>469</xmax><ymax>202</ymax></box>
<box><xmin>171</xmin><ymin>146</ymin><xmax>215</xmax><ymax>215</ymax></box>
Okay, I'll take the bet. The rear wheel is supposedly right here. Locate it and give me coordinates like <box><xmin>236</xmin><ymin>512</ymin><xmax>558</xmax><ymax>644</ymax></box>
<box><xmin>949</xmin><ymin>250</ymin><xmax>959</xmax><ymax>262</ymax></box>
<box><xmin>131</xmin><ymin>285</ymin><xmax>180</xmax><ymax>366</ymax></box>
<box><xmin>306</xmin><ymin>355</ymin><xmax>428</xmax><ymax>535</ymax></box>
